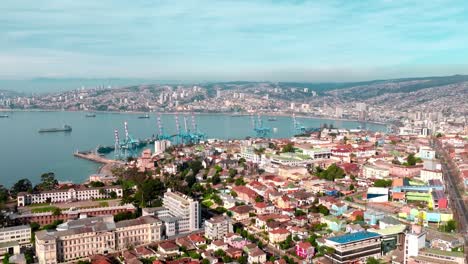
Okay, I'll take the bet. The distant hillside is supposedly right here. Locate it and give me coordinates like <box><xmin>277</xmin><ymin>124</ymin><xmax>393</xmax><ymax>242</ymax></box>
<box><xmin>327</xmin><ymin>74</ymin><xmax>468</xmax><ymax>99</ymax></box>
<box><xmin>1</xmin><ymin>74</ymin><xmax>468</xmax><ymax>98</ymax></box>
<box><xmin>0</xmin><ymin>89</ymin><xmax>22</xmax><ymax>97</ymax></box>
<box><xmin>0</xmin><ymin>78</ymin><xmax>182</xmax><ymax>93</ymax></box>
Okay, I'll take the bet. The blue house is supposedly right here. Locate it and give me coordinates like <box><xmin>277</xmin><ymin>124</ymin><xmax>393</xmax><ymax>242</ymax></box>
<box><xmin>322</xmin><ymin>215</ymin><xmax>346</xmax><ymax>232</ymax></box>
<box><xmin>364</xmin><ymin>209</ymin><xmax>385</xmax><ymax>225</ymax></box>
<box><xmin>331</xmin><ymin>203</ymin><xmax>348</xmax><ymax>216</ymax></box>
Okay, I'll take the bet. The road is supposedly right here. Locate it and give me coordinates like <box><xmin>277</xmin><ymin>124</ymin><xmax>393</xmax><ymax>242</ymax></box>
<box><xmin>432</xmin><ymin>139</ymin><xmax>468</xmax><ymax>241</ymax></box>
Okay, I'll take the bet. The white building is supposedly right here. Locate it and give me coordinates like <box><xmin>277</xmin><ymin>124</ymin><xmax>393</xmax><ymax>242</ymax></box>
<box><xmin>35</xmin><ymin>215</ymin><xmax>162</xmax><ymax>264</ymax></box>
<box><xmin>17</xmin><ymin>186</ymin><xmax>123</xmax><ymax>206</ymax></box>
<box><xmin>324</xmin><ymin>231</ymin><xmax>382</xmax><ymax>264</ymax></box>
<box><xmin>163</xmin><ymin>189</ymin><xmax>200</xmax><ymax>234</ymax></box>
<box><xmin>143</xmin><ymin>189</ymin><xmax>200</xmax><ymax>237</ymax></box>
<box><xmin>154</xmin><ymin>140</ymin><xmax>171</xmax><ymax>154</ymax></box>
<box><xmin>420</xmin><ymin>169</ymin><xmax>443</xmax><ymax>183</ymax></box>
<box><xmin>404</xmin><ymin>226</ymin><xmax>426</xmax><ymax>264</ymax></box>
<box><xmin>204</xmin><ymin>215</ymin><xmax>233</xmax><ymax>240</ymax></box>
<box><xmin>0</xmin><ymin>225</ymin><xmax>31</xmax><ymax>246</ymax></box>
<box><xmin>362</xmin><ymin>165</ymin><xmax>390</xmax><ymax>179</ymax></box>
<box><xmin>356</xmin><ymin>103</ymin><xmax>367</xmax><ymax>112</ymax></box>
<box><xmin>366</xmin><ymin>187</ymin><xmax>389</xmax><ymax>203</ymax></box>
<box><xmin>419</xmin><ymin>146</ymin><xmax>436</xmax><ymax>160</ymax></box>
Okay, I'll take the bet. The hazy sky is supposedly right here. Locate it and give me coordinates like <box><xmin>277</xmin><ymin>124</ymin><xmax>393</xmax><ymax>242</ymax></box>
<box><xmin>2</xmin><ymin>0</ymin><xmax>468</xmax><ymax>82</ymax></box>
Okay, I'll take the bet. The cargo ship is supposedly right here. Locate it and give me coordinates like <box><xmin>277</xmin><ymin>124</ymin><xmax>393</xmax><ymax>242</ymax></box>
<box><xmin>138</xmin><ymin>114</ymin><xmax>150</xmax><ymax>119</ymax></box>
<box><xmin>268</xmin><ymin>117</ymin><xmax>277</xmax><ymax>121</ymax></box>
<box><xmin>85</xmin><ymin>113</ymin><xmax>96</xmax><ymax>117</ymax></box>
<box><xmin>0</xmin><ymin>114</ymin><xmax>8</xmax><ymax>118</ymax></box>
<box><xmin>231</xmin><ymin>112</ymin><xmax>249</xmax><ymax>117</ymax></box>
<box><xmin>39</xmin><ymin>125</ymin><xmax>72</xmax><ymax>133</ymax></box>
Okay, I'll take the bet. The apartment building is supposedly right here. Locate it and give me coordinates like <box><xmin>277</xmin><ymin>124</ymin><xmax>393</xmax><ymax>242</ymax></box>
<box><xmin>362</xmin><ymin>164</ymin><xmax>390</xmax><ymax>179</ymax></box>
<box><xmin>324</xmin><ymin>231</ymin><xmax>382</xmax><ymax>264</ymax></box>
<box><xmin>115</xmin><ymin>217</ymin><xmax>162</xmax><ymax>250</ymax></box>
<box><xmin>204</xmin><ymin>215</ymin><xmax>233</xmax><ymax>240</ymax></box>
<box><xmin>0</xmin><ymin>225</ymin><xmax>31</xmax><ymax>246</ymax></box>
<box><xmin>142</xmin><ymin>189</ymin><xmax>200</xmax><ymax>237</ymax></box>
<box><xmin>162</xmin><ymin>188</ymin><xmax>200</xmax><ymax>234</ymax></box>
<box><xmin>35</xmin><ymin>215</ymin><xmax>162</xmax><ymax>264</ymax></box>
<box><xmin>17</xmin><ymin>186</ymin><xmax>123</xmax><ymax>206</ymax></box>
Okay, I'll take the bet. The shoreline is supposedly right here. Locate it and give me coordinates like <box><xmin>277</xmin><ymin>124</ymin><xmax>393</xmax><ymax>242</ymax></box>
<box><xmin>0</xmin><ymin>108</ymin><xmax>388</xmax><ymax>126</ymax></box>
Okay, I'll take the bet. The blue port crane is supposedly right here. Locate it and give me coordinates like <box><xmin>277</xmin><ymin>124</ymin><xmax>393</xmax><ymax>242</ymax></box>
<box><xmin>251</xmin><ymin>114</ymin><xmax>271</xmax><ymax>138</ymax></box>
<box><xmin>292</xmin><ymin>113</ymin><xmax>306</xmax><ymax>134</ymax></box>
<box><xmin>175</xmin><ymin>113</ymin><xmax>206</xmax><ymax>145</ymax></box>
<box><xmin>156</xmin><ymin>114</ymin><xmax>174</xmax><ymax>141</ymax></box>
<box><xmin>115</xmin><ymin>121</ymin><xmax>139</xmax><ymax>159</ymax></box>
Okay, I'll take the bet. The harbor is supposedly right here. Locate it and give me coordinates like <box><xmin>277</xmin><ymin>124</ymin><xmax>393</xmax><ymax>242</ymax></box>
<box><xmin>0</xmin><ymin>111</ymin><xmax>385</xmax><ymax>187</ymax></box>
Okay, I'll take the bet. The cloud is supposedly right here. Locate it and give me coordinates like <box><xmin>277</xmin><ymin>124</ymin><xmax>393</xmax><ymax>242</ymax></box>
<box><xmin>0</xmin><ymin>0</ymin><xmax>467</xmax><ymax>81</ymax></box>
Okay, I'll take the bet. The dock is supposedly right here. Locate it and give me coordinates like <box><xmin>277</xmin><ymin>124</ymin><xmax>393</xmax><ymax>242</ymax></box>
<box><xmin>73</xmin><ymin>151</ymin><xmax>118</xmax><ymax>164</ymax></box>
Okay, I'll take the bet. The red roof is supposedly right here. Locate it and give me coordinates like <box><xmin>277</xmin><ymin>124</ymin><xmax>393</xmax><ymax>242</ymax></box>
<box><xmin>270</xmin><ymin>228</ymin><xmax>289</xmax><ymax>235</ymax></box>
<box><xmin>232</xmin><ymin>186</ymin><xmax>258</xmax><ymax>199</ymax></box>
<box><xmin>297</xmin><ymin>241</ymin><xmax>313</xmax><ymax>249</ymax></box>
<box><xmin>188</xmin><ymin>233</ymin><xmax>206</xmax><ymax>243</ymax></box>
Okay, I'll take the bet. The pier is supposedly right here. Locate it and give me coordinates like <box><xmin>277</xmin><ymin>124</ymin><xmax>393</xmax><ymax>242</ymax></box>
<box><xmin>73</xmin><ymin>151</ymin><xmax>120</xmax><ymax>164</ymax></box>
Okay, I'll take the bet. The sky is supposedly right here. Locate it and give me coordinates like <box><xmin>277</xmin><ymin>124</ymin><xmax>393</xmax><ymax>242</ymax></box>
<box><xmin>1</xmin><ymin>0</ymin><xmax>468</xmax><ymax>83</ymax></box>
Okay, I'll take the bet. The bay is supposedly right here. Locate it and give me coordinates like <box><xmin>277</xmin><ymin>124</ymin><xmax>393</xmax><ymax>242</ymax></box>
<box><xmin>0</xmin><ymin>111</ymin><xmax>384</xmax><ymax>187</ymax></box>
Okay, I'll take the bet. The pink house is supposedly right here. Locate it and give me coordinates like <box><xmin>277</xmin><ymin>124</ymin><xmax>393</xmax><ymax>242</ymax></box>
<box><xmin>224</xmin><ymin>233</ymin><xmax>249</xmax><ymax>249</ymax></box>
<box><xmin>389</xmin><ymin>164</ymin><xmax>422</xmax><ymax>178</ymax></box>
<box><xmin>296</xmin><ymin>241</ymin><xmax>314</xmax><ymax>259</ymax></box>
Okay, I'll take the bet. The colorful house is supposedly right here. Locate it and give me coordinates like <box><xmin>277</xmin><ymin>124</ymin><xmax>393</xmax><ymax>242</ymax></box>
<box><xmin>364</xmin><ymin>210</ymin><xmax>385</xmax><ymax>225</ymax></box>
<box><xmin>269</xmin><ymin>228</ymin><xmax>290</xmax><ymax>243</ymax></box>
<box><xmin>295</xmin><ymin>241</ymin><xmax>315</xmax><ymax>259</ymax></box>
<box><xmin>330</xmin><ymin>202</ymin><xmax>348</xmax><ymax>216</ymax></box>
<box><xmin>397</xmin><ymin>206</ymin><xmax>453</xmax><ymax>223</ymax></box>
<box><xmin>322</xmin><ymin>215</ymin><xmax>346</xmax><ymax>232</ymax></box>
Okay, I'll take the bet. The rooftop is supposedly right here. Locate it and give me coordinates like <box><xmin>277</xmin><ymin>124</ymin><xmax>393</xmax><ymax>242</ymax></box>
<box><xmin>327</xmin><ymin>231</ymin><xmax>381</xmax><ymax>244</ymax></box>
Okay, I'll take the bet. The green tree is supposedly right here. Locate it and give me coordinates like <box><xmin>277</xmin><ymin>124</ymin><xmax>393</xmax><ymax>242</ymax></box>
<box><xmin>0</xmin><ymin>186</ymin><xmax>8</xmax><ymax>203</ymax></box>
<box><xmin>255</xmin><ymin>195</ymin><xmax>264</xmax><ymax>203</ymax></box>
<box><xmin>188</xmin><ymin>160</ymin><xmax>203</xmax><ymax>175</ymax></box>
<box><xmin>135</xmin><ymin>178</ymin><xmax>165</xmax><ymax>207</ymax></box>
<box><xmin>349</xmin><ymin>184</ymin><xmax>355</xmax><ymax>191</ymax></box>
<box><xmin>212</xmin><ymin>194</ymin><xmax>223</xmax><ymax>205</ymax></box>
<box><xmin>317</xmin><ymin>164</ymin><xmax>345</xmax><ymax>181</ymax></box>
<box><xmin>214</xmin><ymin>249</ymin><xmax>226</xmax><ymax>257</ymax></box>
<box><xmin>294</xmin><ymin>209</ymin><xmax>306</xmax><ymax>217</ymax></box>
<box><xmin>228</xmin><ymin>168</ymin><xmax>237</xmax><ymax>178</ymax></box>
<box><xmin>374</xmin><ymin>179</ymin><xmax>393</xmax><ymax>188</ymax></box>
<box><xmin>235</xmin><ymin>177</ymin><xmax>246</xmax><ymax>186</ymax></box>
<box><xmin>52</xmin><ymin>207</ymin><xmax>62</xmax><ymax>216</ymax></box>
<box><xmin>185</xmin><ymin>174</ymin><xmax>197</xmax><ymax>188</ymax></box>
<box><xmin>282</xmin><ymin>143</ymin><xmax>295</xmax><ymax>153</ymax></box>
<box><xmin>318</xmin><ymin>204</ymin><xmax>330</xmax><ymax>215</ymax></box>
<box><xmin>37</xmin><ymin>172</ymin><xmax>58</xmax><ymax>191</ymax></box>
<box><xmin>214</xmin><ymin>165</ymin><xmax>223</xmax><ymax>173</ymax></box>
<box><xmin>3</xmin><ymin>253</ymin><xmax>10</xmax><ymax>264</ymax></box>
<box><xmin>109</xmin><ymin>191</ymin><xmax>117</xmax><ymax>199</ymax></box>
<box><xmin>29</xmin><ymin>222</ymin><xmax>40</xmax><ymax>232</ymax></box>
<box><xmin>11</xmin><ymin>179</ymin><xmax>33</xmax><ymax>196</ymax></box>
<box><xmin>366</xmin><ymin>257</ymin><xmax>382</xmax><ymax>264</ymax></box>
<box><xmin>212</xmin><ymin>174</ymin><xmax>221</xmax><ymax>185</ymax></box>
<box><xmin>442</xmin><ymin>220</ymin><xmax>457</xmax><ymax>232</ymax></box>
<box><xmin>89</xmin><ymin>181</ymin><xmax>105</xmax><ymax>187</ymax></box>
<box><xmin>406</xmin><ymin>154</ymin><xmax>417</xmax><ymax>166</ymax></box>
<box><xmin>114</xmin><ymin>211</ymin><xmax>137</xmax><ymax>222</ymax></box>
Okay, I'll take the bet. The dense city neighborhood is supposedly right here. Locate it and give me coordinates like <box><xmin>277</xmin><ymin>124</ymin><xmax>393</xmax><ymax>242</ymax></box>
<box><xmin>0</xmin><ymin>109</ymin><xmax>467</xmax><ymax>264</ymax></box>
